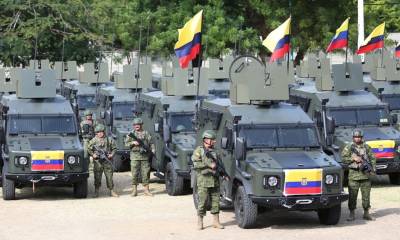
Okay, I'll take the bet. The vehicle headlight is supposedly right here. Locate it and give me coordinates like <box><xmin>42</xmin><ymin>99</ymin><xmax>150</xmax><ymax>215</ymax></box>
<box><xmin>18</xmin><ymin>156</ymin><xmax>28</xmax><ymax>165</ymax></box>
<box><xmin>267</xmin><ymin>176</ymin><xmax>278</xmax><ymax>187</ymax></box>
<box><xmin>67</xmin><ymin>155</ymin><xmax>77</xmax><ymax>165</ymax></box>
<box><xmin>325</xmin><ymin>174</ymin><xmax>334</xmax><ymax>185</ymax></box>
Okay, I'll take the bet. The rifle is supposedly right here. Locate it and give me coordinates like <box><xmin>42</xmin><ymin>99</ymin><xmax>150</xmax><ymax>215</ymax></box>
<box><xmin>350</xmin><ymin>144</ymin><xmax>374</xmax><ymax>174</ymax></box>
<box><xmin>93</xmin><ymin>145</ymin><xmax>112</xmax><ymax>165</ymax></box>
<box><xmin>128</xmin><ymin>132</ymin><xmax>155</xmax><ymax>160</ymax></box>
<box><xmin>204</xmin><ymin>149</ymin><xmax>230</xmax><ymax>180</ymax></box>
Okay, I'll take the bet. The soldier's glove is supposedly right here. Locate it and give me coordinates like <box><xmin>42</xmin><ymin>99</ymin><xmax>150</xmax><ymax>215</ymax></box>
<box><xmin>93</xmin><ymin>154</ymin><xmax>98</xmax><ymax>159</ymax></box>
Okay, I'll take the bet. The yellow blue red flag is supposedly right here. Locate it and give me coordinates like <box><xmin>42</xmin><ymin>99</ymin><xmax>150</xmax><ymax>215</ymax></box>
<box><xmin>326</xmin><ymin>18</ymin><xmax>349</xmax><ymax>52</ymax></box>
<box><xmin>174</xmin><ymin>10</ymin><xmax>203</xmax><ymax>69</ymax></box>
<box><xmin>396</xmin><ymin>43</ymin><xmax>400</xmax><ymax>58</ymax></box>
<box><xmin>357</xmin><ymin>22</ymin><xmax>385</xmax><ymax>54</ymax></box>
<box><xmin>284</xmin><ymin>169</ymin><xmax>322</xmax><ymax>196</ymax></box>
<box><xmin>262</xmin><ymin>17</ymin><xmax>291</xmax><ymax>62</ymax></box>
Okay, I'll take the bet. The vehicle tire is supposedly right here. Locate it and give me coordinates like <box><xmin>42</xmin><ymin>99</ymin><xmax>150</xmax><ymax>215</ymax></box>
<box><xmin>318</xmin><ymin>204</ymin><xmax>341</xmax><ymax>225</ymax></box>
<box><xmin>112</xmin><ymin>155</ymin><xmax>128</xmax><ymax>172</ymax></box>
<box><xmin>234</xmin><ymin>185</ymin><xmax>258</xmax><ymax>228</ymax></box>
<box><xmin>73</xmin><ymin>178</ymin><xmax>88</xmax><ymax>199</ymax></box>
<box><xmin>165</xmin><ymin>162</ymin><xmax>184</xmax><ymax>196</ymax></box>
<box><xmin>2</xmin><ymin>168</ymin><xmax>15</xmax><ymax>200</ymax></box>
<box><xmin>389</xmin><ymin>173</ymin><xmax>400</xmax><ymax>185</ymax></box>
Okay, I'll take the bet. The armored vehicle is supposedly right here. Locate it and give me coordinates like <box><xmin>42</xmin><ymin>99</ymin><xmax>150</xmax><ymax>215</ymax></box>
<box><xmin>0</xmin><ymin>68</ymin><xmax>87</xmax><ymax>200</ymax></box>
<box><xmin>206</xmin><ymin>55</ymin><xmax>233</xmax><ymax>98</ymax></box>
<box><xmin>60</xmin><ymin>62</ymin><xmax>110</xmax><ymax>120</ymax></box>
<box><xmin>138</xmin><ymin>65</ymin><xmax>208</xmax><ymax>195</ymax></box>
<box><xmin>195</xmin><ymin>56</ymin><xmax>348</xmax><ymax>228</ymax></box>
<box><xmin>97</xmin><ymin>60</ymin><xmax>152</xmax><ymax>171</ymax></box>
<box><xmin>53</xmin><ymin>61</ymin><xmax>79</xmax><ymax>93</ymax></box>
<box><xmin>290</xmin><ymin>60</ymin><xmax>400</xmax><ymax>185</ymax></box>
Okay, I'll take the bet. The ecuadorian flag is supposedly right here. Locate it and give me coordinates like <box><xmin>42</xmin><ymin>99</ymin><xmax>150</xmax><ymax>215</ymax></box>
<box><xmin>284</xmin><ymin>169</ymin><xmax>322</xmax><ymax>196</ymax></box>
<box><xmin>366</xmin><ymin>140</ymin><xmax>395</xmax><ymax>159</ymax></box>
<box><xmin>262</xmin><ymin>17</ymin><xmax>291</xmax><ymax>62</ymax></box>
<box><xmin>357</xmin><ymin>22</ymin><xmax>385</xmax><ymax>55</ymax></box>
<box><xmin>174</xmin><ymin>10</ymin><xmax>203</xmax><ymax>69</ymax></box>
<box><xmin>31</xmin><ymin>151</ymin><xmax>64</xmax><ymax>171</ymax></box>
<box><xmin>395</xmin><ymin>44</ymin><xmax>400</xmax><ymax>58</ymax></box>
<box><xmin>326</xmin><ymin>18</ymin><xmax>349</xmax><ymax>52</ymax></box>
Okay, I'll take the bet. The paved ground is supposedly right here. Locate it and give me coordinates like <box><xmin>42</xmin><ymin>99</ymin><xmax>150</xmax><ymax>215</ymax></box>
<box><xmin>0</xmin><ymin>173</ymin><xmax>399</xmax><ymax>240</ymax></box>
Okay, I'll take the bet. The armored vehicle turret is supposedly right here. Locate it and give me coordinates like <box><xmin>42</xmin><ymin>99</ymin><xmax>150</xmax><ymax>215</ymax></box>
<box><xmin>290</xmin><ymin>61</ymin><xmax>400</xmax><ymax>185</ymax></box>
<box><xmin>206</xmin><ymin>55</ymin><xmax>233</xmax><ymax>98</ymax></box>
<box><xmin>0</xmin><ymin>68</ymin><xmax>87</xmax><ymax>200</ymax></box>
<box><xmin>97</xmin><ymin>62</ymin><xmax>153</xmax><ymax>171</ymax></box>
<box><xmin>195</xmin><ymin>56</ymin><xmax>347</xmax><ymax>228</ymax></box>
<box><xmin>138</xmin><ymin>64</ymin><xmax>208</xmax><ymax>195</ymax></box>
<box><xmin>0</xmin><ymin>67</ymin><xmax>18</xmax><ymax>97</ymax></box>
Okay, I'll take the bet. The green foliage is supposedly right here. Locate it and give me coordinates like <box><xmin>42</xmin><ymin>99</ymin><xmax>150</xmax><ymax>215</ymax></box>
<box><xmin>1</xmin><ymin>0</ymin><xmax>399</xmax><ymax>65</ymax></box>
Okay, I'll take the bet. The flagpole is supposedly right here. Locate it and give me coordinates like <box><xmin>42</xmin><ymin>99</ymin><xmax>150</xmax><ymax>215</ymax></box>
<box><xmin>195</xmin><ymin>12</ymin><xmax>203</xmax><ymax>116</ymax></box>
<box><xmin>345</xmin><ymin>27</ymin><xmax>349</xmax><ymax>76</ymax></box>
<box><xmin>380</xmin><ymin>28</ymin><xmax>385</xmax><ymax>68</ymax></box>
<box><xmin>287</xmin><ymin>15</ymin><xmax>291</xmax><ymax>73</ymax></box>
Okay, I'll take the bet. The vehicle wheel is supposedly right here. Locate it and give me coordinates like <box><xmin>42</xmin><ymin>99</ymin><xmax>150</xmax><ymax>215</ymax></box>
<box><xmin>165</xmin><ymin>162</ymin><xmax>184</xmax><ymax>196</ymax></box>
<box><xmin>73</xmin><ymin>178</ymin><xmax>88</xmax><ymax>199</ymax></box>
<box><xmin>389</xmin><ymin>173</ymin><xmax>400</xmax><ymax>185</ymax></box>
<box><xmin>2</xmin><ymin>168</ymin><xmax>15</xmax><ymax>200</ymax></box>
<box><xmin>112</xmin><ymin>155</ymin><xmax>127</xmax><ymax>172</ymax></box>
<box><xmin>234</xmin><ymin>185</ymin><xmax>258</xmax><ymax>228</ymax></box>
<box><xmin>318</xmin><ymin>204</ymin><xmax>341</xmax><ymax>225</ymax></box>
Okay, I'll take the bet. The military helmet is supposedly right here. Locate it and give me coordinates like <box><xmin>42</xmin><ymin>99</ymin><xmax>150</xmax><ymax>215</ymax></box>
<box><xmin>352</xmin><ymin>128</ymin><xmax>363</xmax><ymax>137</ymax></box>
<box><xmin>84</xmin><ymin>110</ymin><xmax>93</xmax><ymax>116</ymax></box>
<box><xmin>176</xmin><ymin>125</ymin><xmax>186</xmax><ymax>132</ymax></box>
<box><xmin>95</xmin><ymin>124</ymin><xmax>105</xmax><ymax>132</ymax></box>
<box><xmin>202</xmin><ymin>130</ymin><xmax>216</xmax><ymax>139</ymax></box>
<box><xmin>133</xmin><ymin>118</ymin><xmax>143</xmax><ymax>125</ymax></box>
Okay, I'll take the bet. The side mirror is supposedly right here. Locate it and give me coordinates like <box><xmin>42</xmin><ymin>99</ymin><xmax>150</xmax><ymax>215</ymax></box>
<box><xmin>154</xmin><ymin>123</ymin><xmax>160</xmax><ymax>133</ymax></box>
<box><xmin>314</xmin><ymin>110</ymin><xmax>322</xmax><ymax>127</ymax></box>
<box><xmin>235</xmin><ymin>137</ymin><xmax>246</xmax><ymax>160</ymax></box>
<box><xmin>221</xmin><ymin>137</ymin><xmax>228</xmax><ymax>149</ymax></box>
<box><xmin>326</xmin><ymin>117</ymin><xmax>335</xmax><ymax>134</ymax></box>
<box><xmin>391</xmin><ymin>114</ymin><xmax>398</xmax><ymax>124</ymax></box>
<box><xmin>105</xmin><ymin>111</ymin><xmax>113</xmax><ymax>126</ymax></box>
<box><xmin>100</xmin><ymin>111</ymin><xmax>105</xmax><ymax>119</ymax></box>
<box><xmin>163</xmin><ymin>125</ymin><xmax>171</xmax><ymax>142</ymax></box>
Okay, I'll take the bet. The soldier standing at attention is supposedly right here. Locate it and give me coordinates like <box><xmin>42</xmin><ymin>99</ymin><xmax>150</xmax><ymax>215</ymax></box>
<box><xmin>192</xmin><ymin>130</ymin><xmax>224</xmax><ymax>230</ymax></box>
<box><xmin>88</xmin><ymin>124</ymin><xmax>119</xmax><ymax>198</ymax></box>
<box><xmin>80</xmin><ymin>110</ymin><xmax>96</xmax><ymax>166</ymax></box>
<box><xmin>341</xmin><ymin>129</ymin><xmax>376</xmax><ymax>221</ymax></box>
<box><xmin>125</xmin><ymin>117</ymin><xmax>155</xmax><ymax>197</ymax></box>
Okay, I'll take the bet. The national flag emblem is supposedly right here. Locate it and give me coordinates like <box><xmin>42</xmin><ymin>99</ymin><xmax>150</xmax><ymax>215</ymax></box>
<box><xmin>357</xmin><ymin>22</ymin><xmax>385</xmax><ymax>55</ymax></box>
<box><xmin>395</xmin><ymin>44</ymin><xmax>400</xmax><ymax>58</ymax></box>
<box><xmin>31</xmin><ymin>151</ymin><xmax>64</xmax><ymax>171</ymax></box>
<box><xmin>326</xmin><ymin>18</ymin><xmax>349</xmax><ymax>52</ymax></box>
<box><xmin>262</xmin><ymin>17</ymin><xmax>291</xmax><ymax>62</ymax></box>
<box><xmin>284</xmin><ymin>169</ymin><xmax>322</xmax><ymax>196</ymax></box>
<box><xmin>366</xmin><ymin>140</ymin><xmax>395</xmax><ymax>159</ymax></box>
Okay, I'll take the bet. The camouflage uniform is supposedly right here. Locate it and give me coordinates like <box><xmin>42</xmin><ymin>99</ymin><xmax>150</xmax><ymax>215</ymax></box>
<box><xmin>80</xmin><ymin>118</ymin><xmax>96</xmax><ymax>161</ymax></box>
<box><xmin>342</xmin><ymin>142</ymin><xmax>376</xmax><ymax>211</ymax></box>
<box><xmin>87</xmin><ymin>135</ymin><xmax>117</xmax><ymax>190</ymax></box>
<box><xmin>192</xmin><ymin>146</ymin><xmax>220</xmax><ymax>216</ymax></box>
<box><xmin>125</xmin><ymin>130</ymin><xmax>155</xmax><ymax>186</ymax></box>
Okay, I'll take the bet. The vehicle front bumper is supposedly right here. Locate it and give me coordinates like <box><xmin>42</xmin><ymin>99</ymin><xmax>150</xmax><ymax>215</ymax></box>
<box><xmin>250</xmin><ymin>192</ymin><xmax>349</xmax><ymax>210</ymax></box>
<box><xmin>375</xmin><ymin>160</ymin><xmax>400</xmax><ymax>174</ymax></box>
<box><xmin>5</xmin><ymin>172</ymin><xmax>89</xmax><ymax>186</ymax></box>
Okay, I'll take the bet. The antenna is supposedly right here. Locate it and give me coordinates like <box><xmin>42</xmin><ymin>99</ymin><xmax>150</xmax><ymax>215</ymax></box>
<box><xmin>135</xmin><ymin>17</ymin><xmax>143</xmax><ymax>100</ymax></box>
<box><xmin>31</xmin><ymin>1</ymin><xmax>38</xmax><ymax>69</ymax></box>
<box><xmin>60</xmin><ymin>14</ymin><xmax>66</xmax><ymax>80</ymax></box>
<box><xmin>145</xmin><ymin>13</ymin><xmax>151</xmax><ymax>64</ymax></box>
<box><xmin>95</xmin><ymin>25</ymin><xmax>105</xmax><ymax>99</ymax></box>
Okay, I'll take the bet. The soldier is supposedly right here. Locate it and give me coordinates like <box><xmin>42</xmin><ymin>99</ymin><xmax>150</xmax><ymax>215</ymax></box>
<box><xmin>341</xmin><ymin>129</ymin><xmax>376</xmax><ymax>221</ymax></box>
<box><xmin>125</xmin><ymin>117</ymin><xmax>155</xmax><ymax>197</ymax></box>
<box><xmin>192</xmin><ymin>130</ymin><xmax>224</xmax><ymax>230</ymax></box>
<box><xmin>80</xmin><ymin>110</ymin><xmax>96</xmax><ymax>164</ymax></box>
<box><xmin>87</xmin><ymin>124</ymin><xmax>119</xmax><ymax>198</ymax></box>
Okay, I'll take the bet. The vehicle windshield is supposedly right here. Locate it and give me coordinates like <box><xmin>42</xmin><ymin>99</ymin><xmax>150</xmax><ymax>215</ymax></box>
<box><xmin>328</xmin><ymin>107</ymin><xmax>388</xmax><ymax>126</ymax></box>
<box><xmin>382</xmin><ymin>95</ymin><xmax>400</xmax><ymax>110</ymax></box>
<box><xmin>112</xmin><ymin>102</ymin><xmax>135</xmax><ymax>119</ymax></box>
<box><xmin>239</xmin><ymin>125</ymin><xmax>319</xmax><ymax>148</ymax></box>
<box><xmin>169</xmin><ymin>113</ymin><xmax>195</xmax><ymax>132</ymax></box>
<box><xmin>77</xmin><ymin>95</ymin><xmax>97</xmax><ymax>109</ymax></box>
<box><xmin>8</xmin><ymin>115</ymin><xmax>76</xmax><ymax>134</ymax></box>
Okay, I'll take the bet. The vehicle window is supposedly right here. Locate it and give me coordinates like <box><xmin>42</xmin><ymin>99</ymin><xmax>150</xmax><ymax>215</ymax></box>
<box><xmin>8</xmin><ymin>116</ymin><xmax>76</xmax><ymax>134</ymax></box>
<box><xmin>77</xmin><ymin>95</ymin><xmax>97</xmax><ymax>109</ymax></box>
<box><xmin>169</xmin><ymin>113</ymin><xmax>195</xmax><ymax>132</ymax></box>
<box><xmin>112</xmin><ymin>102</ymin><xmax>135</xmax><ymax>119</ymax></box>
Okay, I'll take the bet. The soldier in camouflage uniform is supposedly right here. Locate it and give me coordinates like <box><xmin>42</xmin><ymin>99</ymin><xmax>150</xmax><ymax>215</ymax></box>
<box><xmin>80</xmin><ymin>110</ymin><xmax>96</xmax><ymax>166</ymax></box>
<box><xmin>341</xmin><ymin>129</ymin><xmax>376</xmax><ymax>221</ymax></box>
<box><xmin>88</xmin><ymin>124</ymin><xmax>119</xmax><ymax>198</ymax></box>
<box><xmin>125</xmin><ymin>118</ymin><xmax>155</xmax><ymax>197</ymax></box>
<box><xmin>192</xmin><ymin>130</ymin><xmax>224</xmax><ymax>230</ymax></box>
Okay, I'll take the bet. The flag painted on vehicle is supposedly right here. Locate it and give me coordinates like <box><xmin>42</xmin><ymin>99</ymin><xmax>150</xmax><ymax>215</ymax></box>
<box><xmin>284</xmin><ymin>169</ymin><xmax>322</xmax><ymax>196</ymax></box>
<box><xmin>326</xmin><ymin>18</ymin><xmax>349</xmax><ymax>52</ymax></box>
<box><xmin>366</xmin><ymin>140</ymin><xmax>395</xmax><ymax>159</ymax></box>
<box><xmin>395</xmin><ymin>44</ymin><xmax>400</xmax><ymax>58</ymax></box>
<box><xmin>262</xmin><ymin>17</ymin><xmax>291</xmax><ymax>62</ymax></box>
<box><xmin>31</xmin><ymin>151</ymin><xmax>64</xmax><ymax>171</ymax></box>
<box><xmin>357</xmin><ymin>22</ymin><xmax>385</xmax><ymax>54</ymax></box>
<box><xmin>174</xmin><ymin>10</ymin><xmax>203</xmax><ymax>69</ymax></box>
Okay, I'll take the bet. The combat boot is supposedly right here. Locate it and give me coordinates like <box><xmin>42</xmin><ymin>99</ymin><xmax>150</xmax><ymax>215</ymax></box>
<box><xmin>94</xmin><ymin>187</ymin><xmax>99</xmax><ymax>198</ymax></box>
<box><xmin>143</xmin><ymin>185</ymin><xmax>153</xmax><ymax>197</ymax></box>
<box><xmin>197</xmin><ymin>216</ymin><xmax>203</xmax><ymax>230</ymax></box>
<box><xmin>363</xmin><ymin>209</ymin><xmax>375</xmax><ymax>221</ymax></box>
<box><xmin>212</xmin><ymin>214</ymin><xmax>224</xmax><ymax>229</ymax></box>
<box><xmin>110</xmin><ymin>189</ymin><xmax>119</xmax><ymax>197</ymax></box>
<box><xmin>131</xmin><ymin>185</ymin><xmax>138</xmax><ymax>197</ymax></box>
<box><xmin>347</xmin><ymin>210</ymin><xmax>355</xmax><ymax>221</ymax></box>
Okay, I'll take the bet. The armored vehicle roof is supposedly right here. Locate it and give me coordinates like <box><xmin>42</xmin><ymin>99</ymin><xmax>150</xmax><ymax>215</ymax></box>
<box><xmin>140</xmin><ymin>90</ymin><xmax>197</xmax><ymax>113</ymax></box>
<box><xmin>1</xmin><ymin>94</ymin><xmax>73</xmax><ymax>115</ymax></box>
<box><xmin>63</xmin><ymin>80</ymin><xmax>100</xmax><ymax>95</ymax></box>
<box><xmin>202</xmin><ymin>98</ymin><xmax>313</xmax><ymax>125</ymax></box>
<box><xmin>369</xmin><ymin>80</ymin><xmax>400</xmax><ymax>95</ymax></box>
<box><xmin>99</xmin><ymin>85</ymin><xmax>137</xmax><ymax>102</ymax></box>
